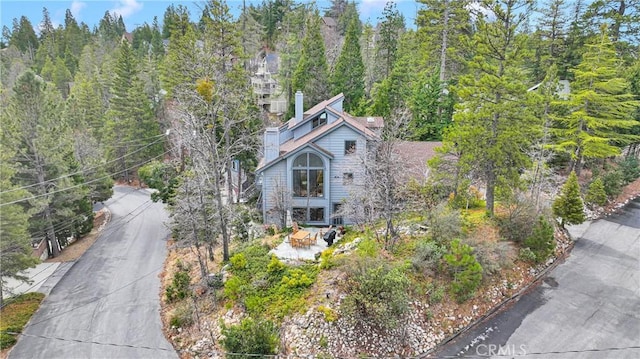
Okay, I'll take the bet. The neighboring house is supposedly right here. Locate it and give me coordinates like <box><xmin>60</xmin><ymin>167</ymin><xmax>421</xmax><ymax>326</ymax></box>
<box><xmin>250</xmin><ymin>52</ymin><xmax>287</xmax><ymax>117</ymax></box>
<box><xmin>256</xmin><ymin>92</ymin><xmax>383</xmax><ymax>226</ymax></box>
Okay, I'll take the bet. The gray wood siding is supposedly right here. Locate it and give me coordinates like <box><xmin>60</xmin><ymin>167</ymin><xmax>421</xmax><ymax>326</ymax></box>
<box><xmin>286</xmin><ymin>150</ymin><xmax>331</xmax><ymax>224</ymax></box>
<box><xmin>279</xmin><ymin>126</ymin><xmax>293</xmax><ymax>144</ymax></box>
<box><xmin>327</xmin><ymin>111</ymin><xmax>339</xmax><ymax>125</ymax></box>
<box><xmin>313</xmin><ymin>126</ymin><xmax>366</xmax><ymax>221</ymax></box>
<box><xmin>292</xmin><ymin>121</ymin><xmax>313</xmax><ymax>140</ymax></box>
<box><xmin>261</xmin><ymin>161</ymin><xmax>287</xmax><ymax>225</ymax></box>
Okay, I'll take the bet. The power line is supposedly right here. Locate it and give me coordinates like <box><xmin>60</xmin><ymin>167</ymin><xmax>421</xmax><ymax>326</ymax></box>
<box><xmin>0</xmin><ymin>149</ymin><xmax>171</xmax><ymax>207</ymax></box>
<box><xmin>0</xmin><ymin>136</ymin><xmax>168</xmax><ymax>195</ymax></box>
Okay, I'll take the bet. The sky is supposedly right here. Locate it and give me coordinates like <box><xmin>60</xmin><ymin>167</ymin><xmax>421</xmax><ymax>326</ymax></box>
<box><xmin>0</xmin><ymin>0</ymin><xmax>421</xmax><ymax>34</ymax></box>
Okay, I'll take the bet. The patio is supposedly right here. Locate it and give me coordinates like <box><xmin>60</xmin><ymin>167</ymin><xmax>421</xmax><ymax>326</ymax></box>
<box><xmin>270</xmin><ymin>227</ymin><xmax>342</xmax><ymax>261</ymax></box>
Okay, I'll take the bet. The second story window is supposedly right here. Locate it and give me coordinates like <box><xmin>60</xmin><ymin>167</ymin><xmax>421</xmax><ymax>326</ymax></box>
<box><xmin>292</xmin><ymin>153</ymin><xmax>324</xmax><ymax>197</ymax></box>
<box><xmin>312</xmin><ymin>112</ymin><xmax>327</xmax><ymax>129</ymax></box>
<box><xmin>345</xmin><ymin>140</ymin><xmax>356</xmax><ymax>155</ymax></box>
<box><xmin>343</xmin><ymin>173</ymin><xmax>353</xmax><ymax>185</ymax></box>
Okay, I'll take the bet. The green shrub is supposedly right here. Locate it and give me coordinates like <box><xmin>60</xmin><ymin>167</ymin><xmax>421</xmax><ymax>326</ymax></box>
<box><xmin>224</xmin><ymin>276</ymin><xmax>244</xmax><ymax>301</ymax></box>
<box><xmin>433</xmin><ymin>286</ymin><xmax>445</xmax><ymax>303</ymax></box>
<box><xmin>518</xmin><ymin>247</ymin><xmax>537</xmax><ymax>262</ymax></box>
<box><xmin>230</xmin><ymin>253</ymin><xmax>248</xmax><ymax>270</ymax></box>
<box><xmin>341</xmin><ymin>258</ymin><xmax>410</xmax><ymax>327</ymax></box>
<box><xmin>169</xmin><ymin>302</ymin><xmax>194</xmax><ymax>328</ymax></box>
<box><xmin>444</xmin><ymin>239</ymin><xmax>483</xmax><ymax>303</ymax></box>
<box><xmin>523</xmin><ymin>217</ymin><xmax>555</xmax><ymax>263</ymax></box>
<box><xmin>585</xmin><ymin>177</ymin><xmax>607</xmax><ymax>206</ymax></box>
<box><xmin>449</xmin><ymin>185</ymin><xmax>485</xmax><ymax>209</ymax></box>
<box><xmin>165</xmin><ymin>264</ymin><xmax>192</xmax><ymax>303</ymax></box>
<box><xmin>220</xmin><ymin>318</ymin><xmax>279</xmax><ymax>358</ymax></box>
<box><xmin>463</xmin><ymin>237</ymin><xmax>515</xmax><ymax>276</ymax></box>
<box><xmin>619</xmin><ymin>156</ymin><xmax>640</xmax><ymax>184</ymax></box>
<box><xmin>412</xmin><ymin>240</ymin><xmax>445</xmax><ymax>275</ymax></box>
<box><xmin>426</xmin><ymin>203</ymin><xmax>463</xmax><ymax>244</ymax></box>
<box><xmin>356</xmin><ymin>238</ymin><xmax>379</xmax><ymax>257</ymax></box>
<box><xmin>319</xmin><ymin>247</ymin><xmax>336</xmax><ymax>269</ymax></box>
<box><xmin>426</xmin><ymin>283</ymin><xmax>445</xmax><ymax>304</ymax></box>
<box><xmin>0</xmin><ymin>292</ymin><xmax>45</xmax><ymax>350</ymax></box>
<box><xmin>319</xmin><ymin>335</ymin><xmax>329</xmax><ymax>348</ymax></box>
<box><xmin>266</xmin><ymin>255</ymin><xmax>286</xmax><ymax>275</ymax></box>
<box><xmin>495</xmin><ymin>195</ymin><xmax>538</xmax><ymax>242</ymax></box>
<box><xmin>602</xmin><ymin>170</ymin><xmax>624</xmax><ymax>198</ymax></box>
<box><xmin>244</xmin><ymin>295</ymin><xmax>266</xmax><ymax>314</ymax></box>
<box><xmin>279</xmin><ymin>269</ymin><xmax>314</xmax><ymax>290</ymax></box>
<box><xmin>317</xmin><ymin>305</ymin><xmax>338</xmax><ymax>322</ymax></box>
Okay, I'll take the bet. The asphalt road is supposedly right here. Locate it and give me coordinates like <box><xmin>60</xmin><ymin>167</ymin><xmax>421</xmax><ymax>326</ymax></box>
<box><xmin>10</xmin><ymin>186</ymin><xmax>178</xmax><ymax>359</ymax></box>
<box><xmin>434</xmin><ymin>198</ymin><xmax>640</xmax><ymax>359</ymax></box>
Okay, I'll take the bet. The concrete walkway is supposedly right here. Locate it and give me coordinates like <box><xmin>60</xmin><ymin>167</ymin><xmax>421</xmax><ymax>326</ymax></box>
<box><xmin>270</xmin><ymin>228</ymin><xmax>343</xmax><ymax>261</ymax></box>
<box><xmin>2</xmin><ymin>262</ymin><xmax>70</xmax><ymax>299</ymax></box>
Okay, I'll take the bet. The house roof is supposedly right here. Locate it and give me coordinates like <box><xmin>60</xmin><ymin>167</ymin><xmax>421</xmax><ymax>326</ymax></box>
<box><xmin>257</xmin><ymin>115</ymin><xmax>380</xmax><ymax>172</ymax></box>
<box><xmin>393</xmin><ymin>141</ymin><xmax>443</xmax><ymax>183</ymax></box>
<box><xmin>288</xmin><ymin>93</ymin><xmax>345</xmax><ymax>130</ymax></box>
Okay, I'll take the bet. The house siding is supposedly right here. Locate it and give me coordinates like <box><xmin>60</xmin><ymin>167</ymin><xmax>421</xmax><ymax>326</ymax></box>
<box><xmin>293</xmin><ymin>121</ymin><xmax>313</xmax><ymax>140</ymax></box>
<box><xmin>261</xmin><ymin>161</ymin><xmax>287</xmax><ymax>225</ymax></box>
<box><xmin>287</xmin><ymin>150</ymin><xmax>331</xmax><ymax>225</ymax></box>
<box><xmin>314</xmin><ymin>126</ymin><xmax>365</xmax><ymax>223</ymax></box>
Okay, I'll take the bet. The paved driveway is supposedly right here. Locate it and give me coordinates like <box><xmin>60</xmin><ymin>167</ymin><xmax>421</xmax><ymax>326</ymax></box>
<box><xmin>9</xmin><ymin>186</ymin><xmax>178</xmax><ymax>359</ymax></box>
<box><xmin>434</xmin><ymin>198</ymin><xmax>640</xmax><ymax>358</ymax></box>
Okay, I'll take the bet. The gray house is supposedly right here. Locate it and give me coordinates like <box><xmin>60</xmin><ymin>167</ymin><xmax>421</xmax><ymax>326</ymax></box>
<box><xmin>256</xmin><ymin>92</ymin><xmax>383</xmax><ymax>226</ymax></box>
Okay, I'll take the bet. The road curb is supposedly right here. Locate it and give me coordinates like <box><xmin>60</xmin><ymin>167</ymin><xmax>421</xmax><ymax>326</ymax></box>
<box><xmin>423</xmin><ymin>226</ymin><xmax>581</xmax><ymax>358</ymax></box>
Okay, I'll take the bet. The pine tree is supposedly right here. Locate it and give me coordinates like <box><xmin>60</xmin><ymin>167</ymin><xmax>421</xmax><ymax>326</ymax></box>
<box><xmin>330</xmin><ymin>18</ymin><xmax>364</xmax><ymax>113</ymax></box>
<box><xmin>9</xmin><ymin>16</ymin><xmax>38</xmax><ymax>57</ymax></box>
<box><xmin>104</xmin><ymin>40</ymin><xmax>162</xmax><ymax>182</ymax></box>
<box><xmin>552</xmin><ymin>171</ymin><xmax>586</xmax><ymax>227</ymax></box>
<box><xmin>585</xmin><ymin>177</ymin><xmax>607</xmax><ymax>206</ymax></box>
<box><xmin>370</xmin><ymin>32</ymin><xmax>417</xmax><ymax>118</ymax></box>
<box><xmin>2</xmin><ymin>71</ymin><xmax>83</xmax><ymax>257</ymax></box>
<box><xmin>0</xmin><ymin>126</ymin><xmax>39</xmax><ymax>305</ymax></box>
<box><xmin>416</xmin><ymin>0</ymin><xmax>471</xmax><ymax>82</ymax></box>
<box><xmin>375</xmin><ymin>2</ymin><xmax>405</xmax><ymax>80</ymax></box>
<box><xmin>551</xmin><ymin>28</ymin><xmax>640</xmax><ymax>175</ymax></box>
<box><xmin>292</xmin><ymin>12</ymin><xmax>330</xmax><ymax>111</ymax></box>
<box><xmin>444</xmin><ymin>239</ymin><xmax>483</xmax><ymax>303</ymax></box>
<box><xmin>443</xmin><ymin>0</ymin><xmax>537</xmax><ymax>216</ymax></box>
<box><xmin>523</xmin><ymin>216</ymin><xmax>555</xmax><ymax>263</ymax></box>
<box><xmin>409</xmin><ymin>69</ymin><xmax>454</xmax><ymax>141</ymax></box>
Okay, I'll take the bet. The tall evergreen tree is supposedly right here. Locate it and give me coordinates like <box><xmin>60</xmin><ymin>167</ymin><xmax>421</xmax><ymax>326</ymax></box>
<box><xmin>2</xmin><ymin>71</ymin><xmax>81</xmax><ymax>257</ymax></box>
<box><xmin>443</xmin><ymin>0</ymin><xmax>537</xmax><ymax>216</ymax></box>
<box><xmin>375</xmin><ymin>2</ymin><xmax>405</xmax><ymax>81</ymax></box>
<box><xmin>370</xmin><ymin>32</ymin><xmax>417</xmax><ymax>118</ymax></box>
<box><xmin>104</xmin><ymin>40</ymin><xmax>162</xmax><ymax>182</ymax></box>
<box><xmin>551</xmin><ymin>28</ymin><xmax>639</xmax><ymax>175</ymax></box>
<box><xmin>0</xmin><ymin>126</ymin><xmax>39</xmax><ymax>305</ymax></box>
<box><xmin>416</xmin><ymin>0</ymin><xmax>472</xmax><ymax>82</ymax></box>
<box><xmin>292</xmin><ymin>12</ymin><xmax>330</xmax><ymax>110</ymax></box>
<box><xmin>9</xmin><ymin>16</ymin><xmax>38</xmax><ymax>58</ymax></box>
<box><xmin>409</xmin><ymin>69</ymin><xmax>454</xmax><ymax>141</ymax></box>
<box><xmin>330</xmin><ymin>18</ymin><xmax>364</xmax><ymax>113</ymax></box>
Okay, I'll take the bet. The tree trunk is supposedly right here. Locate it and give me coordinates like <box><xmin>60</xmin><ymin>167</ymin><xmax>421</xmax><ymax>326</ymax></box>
<box><xmin>485</xmin><ymin>167</ymin><xmax>495</xmax><ymax>216</ymax></box>
<box><xmin>35</xmin><ymin>154</ymin><xmax>60</xmax><ymax>257</ymax></box>
<box><xmin>440</xmin><ymin>0</ymin><xmax>449</xmax><ymax>83</ymax></box>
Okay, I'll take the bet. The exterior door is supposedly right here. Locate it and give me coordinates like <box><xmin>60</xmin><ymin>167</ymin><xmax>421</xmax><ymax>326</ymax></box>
<box><xmin>332</xmin><ymin>203</ymin><xmax>343</xmax><ymax>225</ymax></box>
